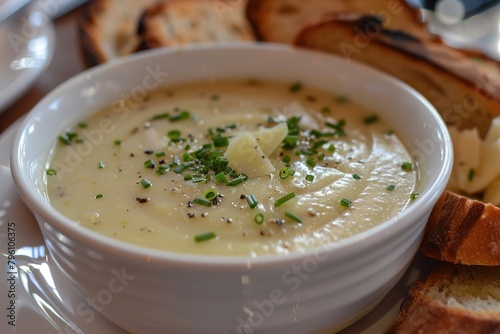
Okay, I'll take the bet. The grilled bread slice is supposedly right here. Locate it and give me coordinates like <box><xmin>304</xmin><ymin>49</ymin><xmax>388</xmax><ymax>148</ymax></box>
<box><xmin>79</xmin><ymin>0</ymin><xmax>161</xmax><ymax>65</ymax></box>
<box><xmin>293</xmin><ymin>12</ymin><xmax>500</xmax><ymax>137</ymax></box>
<box><xmin>138</xmin><ymin>0</ymin><xmax>254</xmax><ymax>50</ymax></box>
<box><xmin>421</xmin><ymin>191</ymin><xmax>500</xmax><ymax>266</ymax></box>
<box><xmin>246</xmin><ymin>0</ymin><xmax>435</xmax><ymax>44</ymax></box>
<box><xmin>386</xmin><ymin>264</ymin><xmax>500</xmax><ymax>334</ymax></box>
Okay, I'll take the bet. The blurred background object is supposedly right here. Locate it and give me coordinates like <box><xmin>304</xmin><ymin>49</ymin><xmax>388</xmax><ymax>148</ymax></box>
<box><xmin>410</xmin><ymin>0</ymin><xmax>500</xmax><ymax>60</ymax></box>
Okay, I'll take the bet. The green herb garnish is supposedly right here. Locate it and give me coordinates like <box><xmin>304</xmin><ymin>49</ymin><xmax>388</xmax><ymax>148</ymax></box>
<box><xmin>401</xmin><ymin>162</ymin><xmax>413</xmax><ymax>172</ymax></box>
<box><xmin>254</xmin><ymin>213</ymin><xmax>264</xmax><ymax>225</ymax></box>
<box><xmin>194</xmin><ymin>232</ymin><xmax>216</xmax><ymax>242</ymax></box>
<box><xmin>339</xmin><ymin>198</ymin><xmax>352</xmax><ymax>207</ymax></box>
<box><xmin>275</xmin><ymin>192</ymin><xmax>296</xmax><ymax>207</ymax></box>
<box><xmin>246</xmin><ymin>194</ymin><xmax>259</xmax><ymax>209</ymax></box>
<box><xmin>203</xmin><ymin>188</ymin><xmax>218</xmax><ymax>201</ymax></box>
<box><xmin>193</xmin><ymin>197</ymin><xmax>212</xmax><ymax>206</ymax></box>
<box><xmin>386</xmin><ymin>184</ymin><xmax>396</xmax><ymax>191</ymax></box>
<box><xmin>46</xmin><ymin>169</ymin><xmax>57</xmax><ymax>176</ymax></box>
<box><xmin>140</xmin><ymin>179</ymin><xmax>152</xmax><ymax>189</ymax></box>
<box><xmin>95</xmin><ymin>193</ymin><xmax>104</xmax><ymax>199</ymax></box>
<box><xmin>305</xmin><ymin>174</ymin><xmax>314</xmax><ymax>182</ymax></box>
<box><xmin>279</xmin><ymin>168</ymin><xmax>290</xmax><ymax>179</ymax></box>
<box><xmin>285</xmin><ymin>210</ymin><xmax>302</xmax><ymax>224</ymax></box>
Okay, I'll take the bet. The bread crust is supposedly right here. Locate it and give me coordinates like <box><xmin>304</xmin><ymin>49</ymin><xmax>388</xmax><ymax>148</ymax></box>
<box><xmin>79</xmin><ymin>0</ymin><xmax>160</xmax><ymax>65</ymax></box>
<box><xmin>139</xmin><ymin>0</ymin><xmax>254</xmax><ymax>50</ymax></box>
<box><xmin>246</xmin><ymin>0</ymin><xmax>435</xmax><ymax>44</ymax></box>
<box><xmin>294</xmin><ymin>12</ymin><xmax>500</xmax><ymax>137</ymax></box>
<box><xmin>421</xmin><ymin>191</ymin><xmax>500</xmax><ymax>266</ymax></box>
<box><xmin>386</xmin><ymin>265</ymin><xmax>500</xmax><ymax>334</ymax></box>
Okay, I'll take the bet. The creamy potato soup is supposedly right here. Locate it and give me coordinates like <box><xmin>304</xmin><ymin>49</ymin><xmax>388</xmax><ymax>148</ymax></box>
<box><xmin>45</xmin><ymin>80</ymin><xmax>418</xmax><ymax>256</ymax></box>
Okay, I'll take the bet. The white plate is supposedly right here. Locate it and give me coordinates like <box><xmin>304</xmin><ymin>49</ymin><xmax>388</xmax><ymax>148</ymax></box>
<box><xmin>0</xmin><ymin>120</ymin><xmax>438</xmax><ymax>333</ymax></box>
<box><xmin>0</xmin><ymin>2</ymin><xmax>55</xmax><ymax>112</ymax></box>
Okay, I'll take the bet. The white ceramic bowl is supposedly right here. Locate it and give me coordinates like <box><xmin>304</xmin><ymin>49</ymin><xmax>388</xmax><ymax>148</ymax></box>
<box><xmin>11</xmin><ymin>44</ymin><xmax>452</xmax><ymax>334</ymax></box>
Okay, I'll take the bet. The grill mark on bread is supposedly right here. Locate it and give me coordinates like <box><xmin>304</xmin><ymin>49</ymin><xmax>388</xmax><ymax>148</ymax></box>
<box><xmin>421</xmin><ymin>191</ymin><xmax>500</xmax><ymax>265</ymax></box>
<box><xmin>447</xmin><ymin>196</ymin><xmax>484</xmax><ymax>261</ymax></box>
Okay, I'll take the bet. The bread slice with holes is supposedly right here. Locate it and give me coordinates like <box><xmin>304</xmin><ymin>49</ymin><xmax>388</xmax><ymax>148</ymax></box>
<box><xmin>138</xmin><ymin>0</ymin><xmax>255</xmax><ymax>50</ymax></box>
<box><xmin>420</xmin><ymin>191</ymin><xmax>500</xmax><ymax>266</ymax></box>
<box><xmin>79</xmin><ymin>0</ymin><xmax>161</xmax><ymax>65</ymax></box>
<box><xmin>293</xmin><ymin>12</ymin><xmax>500</xmax><ymax>137</ymax></box>
<box><xmin>385</xmin><ymin>264</ymin><xmax>500</xmax><ymax>334</ymax></box>
<box><xmin>246</xmin><ymin>0</ymin><xmax>436</xmax><ymax>44</ymax></box>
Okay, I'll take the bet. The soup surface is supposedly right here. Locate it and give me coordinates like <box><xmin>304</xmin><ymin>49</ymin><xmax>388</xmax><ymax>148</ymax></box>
<box><xmin>45</xmin><ymin>80</ymin><xmax>418</xmax><ymax>256</ymax></box>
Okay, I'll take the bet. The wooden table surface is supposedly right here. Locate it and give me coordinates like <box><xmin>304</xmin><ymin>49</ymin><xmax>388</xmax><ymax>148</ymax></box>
<box><xmin>0</xmin><ymin>7</ymin><xmax>87</xmax><ymax>134</ymax></box>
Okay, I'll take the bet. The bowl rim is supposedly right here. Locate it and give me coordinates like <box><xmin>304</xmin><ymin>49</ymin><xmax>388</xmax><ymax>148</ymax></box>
<box><xmin>11</xmin><ymin>43</ymin><xmax>453</xmax><ymax>266</ymax></box>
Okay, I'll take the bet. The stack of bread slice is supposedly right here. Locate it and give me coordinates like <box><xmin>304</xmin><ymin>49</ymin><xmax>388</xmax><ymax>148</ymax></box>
<box><xmin>245</xmin><ymin>0</ymin><xmax>500</xmax><ymax>332</ymax></box>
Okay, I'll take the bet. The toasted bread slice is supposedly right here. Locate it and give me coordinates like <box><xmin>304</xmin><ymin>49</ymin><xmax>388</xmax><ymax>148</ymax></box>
<box><xmin>79</xmin><ymin>0</ymin><xmax>162</xmax><ymax>65</ymax></box>
<box><xmin>138</xmin><ymin>0</ymin><xmax>254</xmax><ymax>50</ymax></box>
<box><xmin>246</xmin><ymin>0</ymin><xmax>435</xmax><ymax>44</ymax></box>
<box><xmin>386</xmin><ymin>265</ymin><xmax>500</xmax><ymax>334</ymax></box>
<box><xmin>420</xmin><ymin>191</ymin><xmax>500</xmax><ymax>266</ymax></box>
<box><xmin>294</xmin><ymin>12</ymin><xmax>500</xmax><ymax>137</ymax></box>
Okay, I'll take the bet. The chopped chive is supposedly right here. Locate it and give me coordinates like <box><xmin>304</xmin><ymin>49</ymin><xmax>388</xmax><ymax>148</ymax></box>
<box><xmin>327</xmin><ymin>144</ymin><xmax>335</xmax><ymax>152</ymax></box>
<box><xmin>285</xmin><ymin>210</ymin><xmax>302</xmax><ymax>224</ymax></box>
<box><xmin>401</xmin><ymin>162</ymin><xmax>413</xmax><ymax>172</ymax></box>
<box><xmin>287</xmin><ymin>168</ymin><xmax>295</xmax><ymax>176</ymax></box>
<box><xmin>312</xmin><ymin>139</ymin><xmax>328</xmax><ymax>149</ymax></box>
<box><xmin>306</xmin><ymin>157</ymin><xmax>315</xmax><ymax>167</ymax></box>
<box><xmin>305</xmin><ymin>174</ymin><xmax>314</xmax><ymax>182</ymax></box>
<box><xmin>275</xmin><ymin>192</ymin><xmax>296</xmax><ymax>207</ymax></box>
<box><xmin>170</xmin><ymin>110</ymin><xmax>190</xmax><ymax>122</ymax></box>
<box><xmin>95</xmin><ymin>193</ymin><xmax>104</xmax><ymax>199</ymax></box>
<box><xmin>467</xmin><ymin>168</ymin><xmax>475</xmax><ymax>182</ymax></box>
<box><xmin>156</xmin><ymin>169</ymin><xmax>166</xmax><ymax>176</ymax></box>
<box><xmin>58</xmin><ymin>134</ymin><xmax>72</xmax><ymax>145</ymax></box>
<box><xmin>114</xmin><ymin>139</ymin><xmax>122</xmax><ymax>146</ymax></box>
<box><xmin>282</xmin><ymin>135</ymin><xmax>298</xmax><ymax>148</ymax></box>
<box><xmin>213</xmin><ymin>136</ymin><xmax>229</xmax><ymax>148</ymax></box>
<box><xmin>318</xmin><ymin>153</ymin><xmax>325</xmax><ymax>161</ymax></box>
<box><xmin>410</xmin><ymin>192</ymin><xmax>420</xmax><ymax>200</ymax></box>
<box><xmin>214</xmin><ymin>172</ymin><xmax>228</xmax><ymax>183</ymax></box>
<box><xmin>78</xmin><ymin>122</ymin><xmax>88</xmax><ymax>129</ymax></box>
<box><xmin>279</xmin><ymin>168</ymin><xmax>290</xmax><ymax>179</ymax></box>
<box><xmin>246</xmin><ymin>194</ymin><xmax>259</xmax><ymax>209</ymax></box>
<box><xmin>155</xmin><ymin>151</ymin><xmax>166</xmax><ymax>157</ymax></box>
<box><xmin>144</xmin><ymin>159</ymin><xmax>156</xmax><ymax>168</ymax></box>
<box><xmin>363</xmin><ymin>114</ymin><xmax>379</xmax><ymax>124</ymax></box>
<box><xmin>194</xmin><ymin>232</ymin><xmax>216</xmax><ymax>242</ymax></box>
<box><xmin>227</xmin><ymin>176</ymin><xmax>247</xmax><ymax>186</ymax></box>
<box><xmin>254</xmin><ymin>213</ymin><xmax>264</xmax><ymax>225</ymax></box>
<box><xmin>193</xmin><ymin>197</ymin><xmax>212</xmax><ymax>206</ymax></box>
<box><xmin>167</xmin><ymin>130</ymin><xmax>181</xmax><ymax>141</ymax></box>
<box><xmin>339</xmin><ymin>198</ymin><xmax>352</xmax><ymax>207</ymax></box>
<box><xmin>184</xmin><ymin>174</ymin><xmax>193</xmax><ymax>181</ymax></box>
<box><xmin>282</xmin><ymin>155</ymin><xmax>291</xmax><ymax>164</ymax></box>
<box><xmin>289</xmin><ymin>82</ymin><xmax>302</xmax><ymax>93</ymax></box>
<box><xmin>386</xmin><ymin>184</ymin><xmax>396</xmax><ymax>191</ymax></box>
<box><xmin>173</xmin><ymin>164</ymin><xmax>187</xmax><ymax>174</ymax></box>
<box><xmin>98</xmin><ymin>161</ymin><xmax>105</xmax><ymax>169</ymax></box>
<box><xmin>352</xmin><ymin>173</ymin><xmax>362</xmax><ymax>180</ymax></box>
<box><xmin>46</xmin><ymin>169</ymin><xmax>57</xmax><ymax>176</ymax></box>
<box><xmin>141</xmin><ymin>179</ymin><xmax>152</xmax><ymax>189</ymax></box>
<box><xmin>203</xmin><ymin>188</ymin><xmax>218</xmax><ymax>200</ymax></box>
<box><xmin>152</xmin><ymin>112</ymin><xmax>170</xmax><ymax>120</ymax></box>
